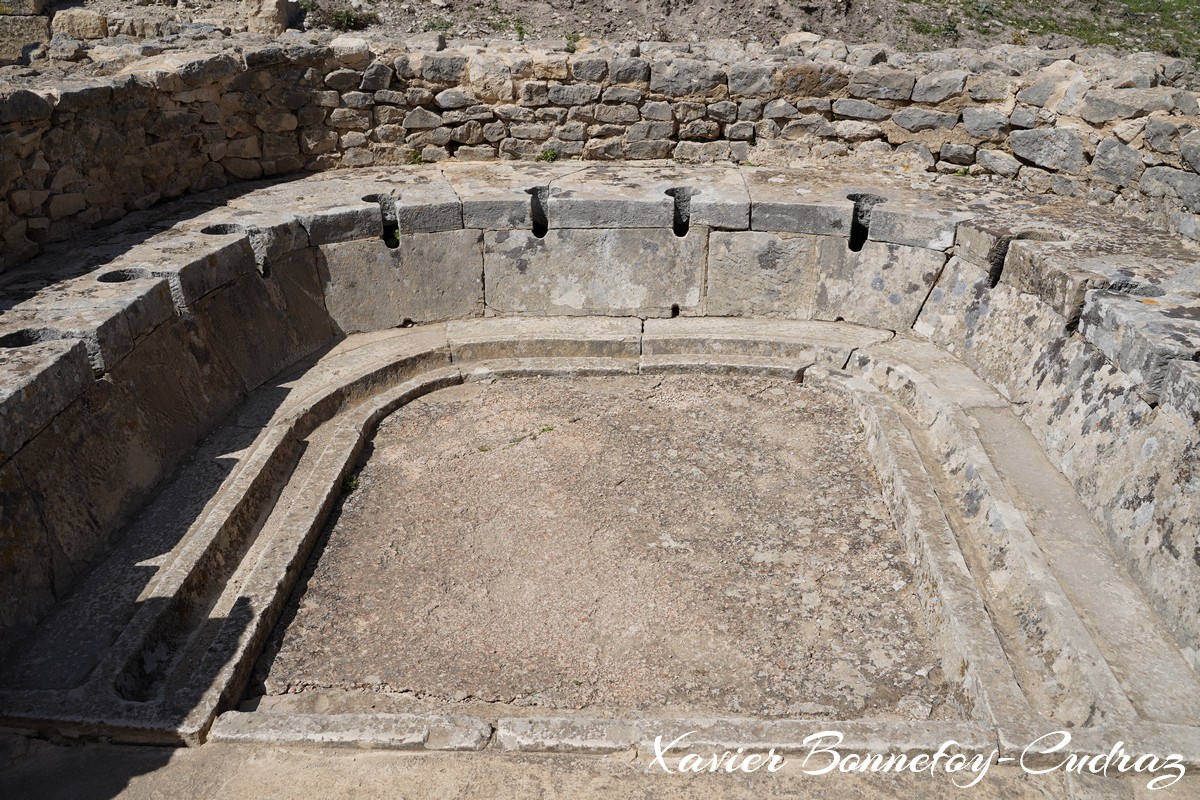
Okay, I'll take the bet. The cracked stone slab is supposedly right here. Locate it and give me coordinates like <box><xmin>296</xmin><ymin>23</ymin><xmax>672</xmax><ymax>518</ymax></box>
<box><xmin>813</xmin><ymin>241</ymin><xmax>948</xmax><ymax>330</ymax></box>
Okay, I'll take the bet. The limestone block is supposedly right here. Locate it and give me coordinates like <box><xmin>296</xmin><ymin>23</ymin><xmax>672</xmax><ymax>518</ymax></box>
<box><xmin>847</xmin><ymin>66</ymin><xmax>916</xmax><ymax>101</ymax></box>
<box><xmin>1078</xmin><ymin>290</ymin><xmax>1200</xmax><ymax>402</ymax></box>
<box><xmin>1009</xmin><ymin>128</ymin><xmax>1087</xmax><ymax>174</ymax></box>
<box><xmin>1000</xmin><ymin>240</ymin><xmax>1107</xmax><ymax>322</ymax></box>
<box><xmin>483</xmin><ymin>227</ymin><xmax>706</xmax><ymax>317</ymax></box>
<box><xmin>727</xmin><ymin>62</ymin><xmax>772</xmax><ymax>96</ymax></box>
<box><xmin>832</xmin><ymin>99</ymin><xmax>890</xmax><ymax>121</ymax></box>
<box><xmin>608</xmin><ymin>56</ymin><xmax>648</xmax><ymax>84</ymax></box>
<box><xmin>9</xmin><ymin>318</ymin><xmax>245</xmax><ymax>599</ymax></box>
<box><xmin>1079</xmin><ymin>88</ymin><xmax>1177</xmax><ymax>125</ymax></box>
<box><xmin>1139</xmin><ymin>166</ymin><xmax>1200</xmax><ymax>207</ymax></box>
<box><xmin>744</xmin><ymin>170</ymin><xmax>854</xmax><ymax>236</ymax></box>
<box><xmin>190</xmin><ymin>248</ymin><xmax>332</xmax><ymax>391</ymax></box>
<box><xmin>892</xmin><ymin>108</ymin><xmax>958</xmax><ymax>132</ymax></box>
<box><xmin>386</xmin><ymin>172</ymin><xmax>462</xmax><ymax>233</ymax></box>
<box><xmin>297</xmin><ymin>202</ymin><xmax>383</xmax><ymax>246</ymax></box>
<box><xmin>466</xmin><ymin>53</ymin><xmax>512</xmax><ymax>102</ymax></box>
<box><xmin>1092</xmin><ymin>137</ymin><xmax>1145</xmax><ymax>187</ymax></box>
<box><xmin>546</xmin><ymin>166</ymin><xmax>748</xmax><ymax>230</ymax></box>
<box><xmin>243</xmin><ymin>0</ymin><xmax>288</xmax><ymax>35</ymax></box>
<box><xmin>50</xmin><ymin>9</ymin><xmax>108</xmax><ymax>40</ymax></box>
<box><xmin>317</xmin><ymin>232</ymin><xmax>483</xmax><ymax>334</ymax></box>
<box><xmin>642</xmin><ymin>317</ymin><xmax>891</xmax><ymax>364</ymax></box>
<box><xmin>441</xmin><ymin>162</ymin><xmax>579</xmax><ymax>230</ymax></box>
<box><xmin>330</xmin><ymin>35</ymin><xmax>371</xmax><ymax>69</ymax></box>
<box><xmin>706</xmin><ymin>230</ymin><xmax>823</xmax><ymax>318</ymax></box>
<box><xmin>869</xmin><ymin>204</ymin><xmax>968</xmax><ymax>250</ymax></box>
<box><xmin>418</xmin><ymin>52</ymin><xmax>467</xmax><ymax>83</ymax></box>
<box><xmin>975</xmin><ymin>149</ymin><xmax>1021</xmax><ymax>177</ymax></box>
<box><xmin>0</xmin><ymin>14</ymin><xmax>50</xmax><ymax>65</ymax></box>
<box><xmin>142</xmin><ymin>232</ymin><xmax>258</xmax><ymax>308</ymax></box>
<box><xmin>447</xmin><ymin>316</ymin><xmax>641</xmax><ymax>362</ymax></box>
<box><xmin>1183</xmin><ymin>130</ymin><xmax>1200</xmax><ymax>174</ymax></box>
<box><xmin>911</xmin><ymin>69</ymin><xmax>968</xmax><ymax>104</ymax></box>
<box><xmin>814</xmin><ymin>240</ymin><xmax>947</xmax><ymax>330</ymax></box>
<box><xmin>2</xmin><ymin>273</ymin><xmax>174</xmax><ymax>373</ymax></box>
<box><xmin>0</xmin><ymin>338</ymin><xmax>91</xmax><ymax>462</ymax></box>
<box><xmin>649</xmin><ymin>59</ymin><xmax>726</xmax><ymax>97</ymax></box>
<box><xmin>2</xmin><ymin>1</ymin><xmax>47</xmax><ymax>12</ymax></box>
<box><xmin>961</xmin><ymin>107</ymin><xmax>1007</xmax><ymax>139</ymax></box>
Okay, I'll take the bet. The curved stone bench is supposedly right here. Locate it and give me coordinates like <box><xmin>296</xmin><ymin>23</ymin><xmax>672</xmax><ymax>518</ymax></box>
<box><xmin>0</xmin><ymin>164</ymin><xmax>1198</xmax><ymax>759</ymax></box>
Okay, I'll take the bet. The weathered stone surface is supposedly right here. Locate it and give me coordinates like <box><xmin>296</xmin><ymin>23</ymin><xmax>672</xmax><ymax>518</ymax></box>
<box><xmin>892</xmin><ymin>108</ymin><xmax>958</xmax><ymax>132</ymax></box>
<box><xmin>0</xmin><ymin>14</ymin><xmax>50</xmax><ymax>65</ymax></box>
<box><xmin>1078</xmin><ymin>290</ymin><xmax>1200</xmax><ymax>402</ymax></box>
<box><xmin>961</xmin><ymin>107</ymin><xmax>1007</xmax><ymax>139</ymax></box>
<box><xmin>649</xmin><ymin>59</ymin><xmax>725</xmax><ymax>97</ymax></box>
<box><xmin>870</xmin><ymin>205</ymin><xmax>966</xmax><ymax>250</ymax></box>
<box><xmin>911</xmin><ymin>70</ymin><xmax>968</xmax><ymax>104</ymax></box>
<box><xmin>976</xmin><ymin>149</ymin><xmax>1021</xmax><ymax>177</ymax></box>
<box><xmin>402</xmin><ymin>107</ymin><xmax>443</xmax><ymax>129</ymax></box>
<box><xmin>466</xmin><ymin>53</ymin><xmax>513</xmax><ymax>102</ymax></box>
<box><xmin>0</xmin><ymin>88</ymin><xmax>51</xmax><ymax>123</ymax></box>
<box><xmin>1009</xmin><ymin>128</ymin><xmax>1087</xmax><ymax>173</ymax></box>
<box><xmin>0</xmin><ymin>338</ymin><xmax>92</xmax><ymax>463</ymax></box>
<box><xmin>1092</xmin><ymin>137</ymin><xmax>1145</xmax><ymax>187</ymax></box>
<box><xmin>2</xmin><ymin>0</ymin><xmax>47</xmax><ymax>12</ymax></box>
<box><xmin>1139</xmin><ymin>166</ymin><xmax>1200</xmax><ymax>207</ymax></box>
<box><xmin>317</xmin><ymin>233</ymin><xmax>483</xmax><ymax>333</ymax></box>
<box><xmin>706</xmin><ymin>231</ymin><xmax>823</xmax><ymax>318</ymax></box>
<box><xmin>1079</xmin><ymin>88</ymin><xmax>1176</xmax><ymax>124</ymax></box>
<box><xmin>483</xmin><ymin>227</ymin><xmax>705</xmax><ymax>316</ymax></box>
<box><xmin>1183</xmin><ymin>130</ymin><xmax>1200</xmax><ymax>174</ymax></box>
<box><xmin>833</xmin><ymin>98</ymin><xmax>890</xmax><ymax>121</ymax></box>
<box><xmin>50</xmin><ymin>9</ymin><xmax>109</xmax><ymax>40</ymax></box>
<box><xmin>848</xmin><ymin>67</ymin><xmax>916</xmax><ymax>101</ymax></box>
<box><xmin>814</xmin><ymin>240</ymin><xmax>947</xmax><ymax>329</ymax></box>
<box><xmin>330</xmin><ymin>36</ymin><xmax>372</xmax><ymax>70</ymax></box>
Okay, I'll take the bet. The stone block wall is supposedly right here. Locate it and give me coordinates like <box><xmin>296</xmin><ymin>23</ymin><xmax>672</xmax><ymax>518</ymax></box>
<box><xmin>3</xmin><ymin>33</ymin><xmax>1200</xmax><ymax>273</ymax></box>
<box><xmin>0</xmin><ymin>0</ymin><xmax>49</xmax><ymax>66</ymax></box>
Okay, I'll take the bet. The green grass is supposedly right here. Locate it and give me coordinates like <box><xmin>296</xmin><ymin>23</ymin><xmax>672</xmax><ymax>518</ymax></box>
<box><xmin>898</xmin><ymin>0</ymin><xmax>1199</xmax><ymax>69</ymax></box>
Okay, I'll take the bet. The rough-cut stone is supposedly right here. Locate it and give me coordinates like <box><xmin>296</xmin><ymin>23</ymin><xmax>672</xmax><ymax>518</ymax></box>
<box><xmin>0</xmin><ymin>14</ymin><xmax>50</xmax><ymax>65</ymax></box>
<box><xmin>1092</xmin><ymin>137</ymin><xmax>1145</xmax><ymax>187</ymax></box>
<box><xmin>892</xmin><ymin>108</ymin><xmax>958</xmax><ymax>132</ymax></box>
<box><xmin>1182</xmin><ymin>130</ymin><xmax>1200</xmax><ymax>174</ymax></box>
<box><xmin>911</xmin><ymin>70</ymin><xmax>968</xmax><ymax>104</ymax></box>
<box><xmin>1139</xmin><ymin>167</ymin><xmax>1200</xmax><ymax>207</ymax></box>
<box><xmin>649</xmin><ymin>59</ymin><xmax>725</xmax><ymax>97</ymax></box>
<box><xmin>1009</xmin><ymin>128</ymin><xmax>1087</xmax><ymax>174</ymax></box>
<box><xmin>961</xmin><ymin>107</ymin><xmax>1007</xmax><ymax>140</ymax></box>
<box><xmin>976</xmin><ymin>149</ymin><xmax>1021</xmax><ymax>177</ymax></box>
<box><xmin>50</xmin><ymin>9</ymin><xmax>109</xmax><ymax>40</ymax></box>
<box><xmin>833</xmin><ymin>98</ymin><xmax>890</xmax><ymax>121</ymax></box>
<box><xmin>848</xmin><ymin>67</ymin><xmax>915</xmax><ymax>101</ymax></box>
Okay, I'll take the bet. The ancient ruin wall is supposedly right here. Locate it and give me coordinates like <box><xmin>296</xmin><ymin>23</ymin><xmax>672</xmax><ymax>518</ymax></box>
<box><xmin>3</xmin><ymin>33</ymin><xmax>1200</xmax><ymax>271</ymax></box>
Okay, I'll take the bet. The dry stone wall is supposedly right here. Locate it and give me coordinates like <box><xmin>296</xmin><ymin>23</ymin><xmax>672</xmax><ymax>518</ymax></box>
<box><xmin>3</xmin><ymin>32</ymin><xmax>1200</xmax><ymax>272</ymax></box>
